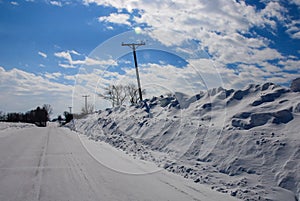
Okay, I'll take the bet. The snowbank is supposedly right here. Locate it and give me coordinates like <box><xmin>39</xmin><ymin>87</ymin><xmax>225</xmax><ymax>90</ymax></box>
<box><xmin>0</xmin><ymin>122</ymin><xmax>36</xmax><ymax>131</ymax></box>
<box><xmin>70</xmin><ymin>83</ymin><xmax>300</xmax><ymax>201</ymax></box>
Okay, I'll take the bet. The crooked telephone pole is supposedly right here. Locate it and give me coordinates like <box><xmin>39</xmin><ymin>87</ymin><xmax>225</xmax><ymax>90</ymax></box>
<box><xmin>82</xmin><ymin>95</ymin><xmax>90</xmax><ymax>113</ymax></box>
<box><xmin>122</xmin><ymin>42</ymin><xmax>145</xmax><ymax>102</ymax></box>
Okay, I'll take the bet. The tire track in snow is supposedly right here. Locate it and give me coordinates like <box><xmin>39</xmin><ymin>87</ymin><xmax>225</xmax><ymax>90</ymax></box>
<box><xmin>158</xmin><ymin>178</ymin><xmax>202</xmax><ymax>201</ymax></box>
<box><xmin>34</xmin><ymin>128</ymin><xmax>50</xmax><ymax>201</ymax></box>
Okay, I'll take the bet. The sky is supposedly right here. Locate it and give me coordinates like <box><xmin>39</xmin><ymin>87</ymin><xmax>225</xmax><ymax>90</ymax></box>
<box><xmin>0</xmin><ymin>0</ymin><xmax>299</xmax><ymax>117</ymax></box>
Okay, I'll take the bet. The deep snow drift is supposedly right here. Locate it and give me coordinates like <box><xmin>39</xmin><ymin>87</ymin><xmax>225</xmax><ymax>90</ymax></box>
<box><xmin>70</xmin><ymin>82</ymin><xmax>300</xmax><ymax>201</ymax></box>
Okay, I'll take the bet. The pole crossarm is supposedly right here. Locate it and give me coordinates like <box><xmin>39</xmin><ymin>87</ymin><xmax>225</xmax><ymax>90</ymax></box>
<box><xmin>121</xmin><ymin>42</ymin><xmax>145</xmax><ymax>51</ymax></box>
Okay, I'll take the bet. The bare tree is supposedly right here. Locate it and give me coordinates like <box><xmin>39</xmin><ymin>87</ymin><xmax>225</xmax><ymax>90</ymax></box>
<box><xmin>81</xmin><ymin>103</ymin><xmax>94</xmax><ymax>114</ymax></box>
<box><xmin>43</xmin><ymin>104</ymin><xmax>53</xmax><ymax>120</ymax></box>
<box><xmin>126</xmin><ymin>83</ymin><xmax>146</xmax><ymax>105</ymax></box>
<box><xmin>99</xmin><ymin>84</ymin><xmax>127</xmax><ymax>107</ymax></box>
<box><xmin>99</xmin><ymin>85</ymin><xmax>115</xmax><ymax>107</ymax></box>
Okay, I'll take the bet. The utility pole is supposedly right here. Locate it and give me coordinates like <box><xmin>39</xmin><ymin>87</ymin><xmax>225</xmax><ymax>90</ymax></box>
<box><xmin>82</xmin><ymin>95</ymin><xmax>90</xmax><ymax>113</ymax></box>
<box><xmin>122</xmin><ymin>42</ymin><xmax>145</xmax><ymax>101</ymax></box>
<box><xmin>68</xmin><ymin>106</ymin><xmax>72</xmax><ymax>114</ymax></box>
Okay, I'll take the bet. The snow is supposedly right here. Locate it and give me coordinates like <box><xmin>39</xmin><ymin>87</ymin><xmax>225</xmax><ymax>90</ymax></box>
<box><xmin>0</xmin><ymin>122</ymin><xmax>36</xmax><ymax>138</ymax></box>
<box><xmin>70</xmin><ymin>82</ymin><xmax>300</xmax><ymax>201</ymax></box>
<box><xmin>0</xmin><ymin>122</ymin><xmax>239</xmax><ymax>201</ymax></box>
<box><xmin>79</xmin><ymin>134</ymin><xmax>161</xmax><ymax>174</ymax></box>
<box><xmin>0</xmin><ymin>122</ymin><xmax>36</xmax><ymax>131</ymax></box>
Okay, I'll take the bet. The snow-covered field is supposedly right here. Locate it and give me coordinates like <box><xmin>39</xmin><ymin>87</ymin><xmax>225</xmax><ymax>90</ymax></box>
<box><xmin>0</xmin><ymin>122</ymin><xmax>36</xmax><ymax>140</ymax></box>
<box><xmin>0</xmin><ymin>122</ymin><xmax>35</xmax><ymax>133</ymax></box>
<box><xmin>70</xmin><ymin>83</ymin><xmax>300</xmax><ymax>201</ymax></box>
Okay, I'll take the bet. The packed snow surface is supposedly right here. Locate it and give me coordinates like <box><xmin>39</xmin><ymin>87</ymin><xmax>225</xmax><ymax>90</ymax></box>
<box><xmin>70</xmin><ymin>83</ymin><xmax>300</xmax><ymax>201</ymax></box>
<box><xmin>1</xmin><ymin>125</ymin><xmax>240</xmax><ymax>201</ymax></box>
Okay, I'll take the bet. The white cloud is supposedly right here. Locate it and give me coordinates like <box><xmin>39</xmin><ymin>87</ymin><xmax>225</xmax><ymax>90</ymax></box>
<box><xmin>99</xmin><ymin>13</ymin><xmax>131</xmax><ymax>26</ymax></box>
<box><xmin>69</xmin><ymin>59</ymin><xmax>214</xmax><ymax>111</ymax></box>
<box><xmin>79</xmin><ymin>57</ymin><xmax>117</xmax><ymax>66</ymax></box>
<box><xmin>82</xmin><ymin>0</ymin><xmax>299</xmax><ymax>90</ymax></box>
<box><xmin>57</xmin><ymin>56</ymin><xmax>298</xmax><ymax>113</ymax></box>
<box><xmin>64</xmin><ymin>75</ymin><xmax>76</xmax><ymax>81</ymax></box>
<box><xmin>70</xmin><ymin>50</ymin><xmax>80</xmax><ymax>55</ymax></box>
<box><xmin>75</xmin><ymin>61</ymin><xmax>214</xmax><ymax>102</ymax></box>
<box><xmin>279</xmin><ymin>59</ymin><xmax>300</xmax><ymax>71</ymax></box>
<box><xmin>84</xmin><ymin>0</ymin><xmax>288</xmax><ymax>65</ymax></box>
<box><xmin>290</xmin><ymin>0</ymin><xmax>300</xmax><ymax>6</ymax></box>
<box><xmin>10</xmin><ymin>1</ymin><xmax>19</xmax><ymax>6</ymax></box>
<box><xmin>58</xmin><ymin>63</ymin><xmax>76</xmax><ymax>69</ymax></box>
<box><xmin>286</xmin><ymin>20</ymin><xmax>300</xmax><ymax>39</ymax></box>
<box><xmin>0</xmin><ymin>67</ymin><xmax>73</xmax><ymax>117</ymax></box>
<box><xmin>44</xmin><ymin>72</ymin><xmax>62</xmax><ymax>80</ymax></box>
<box><xmin>54</xmin><ymin>50</ymin><xmax>76</xmax><ymax>68</ymax></box>
<box><xmin>71</xmin><ymin>58</ymin><xmax>260</xmax><ymax>111</ymax></box>
<box><xmin>259</xmin><ymin>2</ymin><xmax>287</xmax><ymax>28</ymax></box>
<box><xmin>38</xmin><ymin>51</ymin><xmax>47</xmax><ymax>58</ymax></box>
<box><xmin>54</xmin><ymin>50</ymin><xmax>73</xmax><ymax>61</ymax></box>
<box><xmin>54</xmin><ymin>50</ymin><xmax>117</xmax><ymax>69</ymax></box>
<box><xmin>50</xmin><ymin>1</ymin><xmax>62</xmax><ymax>7</ymax></box>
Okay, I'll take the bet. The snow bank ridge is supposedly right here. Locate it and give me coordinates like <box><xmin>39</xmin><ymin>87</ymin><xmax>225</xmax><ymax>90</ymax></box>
<box><xmin>71</xmin><ymin>82</ymin><xmax>300</xmax><ymax>201</ymax></box>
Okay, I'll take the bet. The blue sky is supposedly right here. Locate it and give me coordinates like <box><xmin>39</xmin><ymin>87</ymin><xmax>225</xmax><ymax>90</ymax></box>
<box><xmin>0</xmin><ymin>0</ymin><xmax>299</xmax><ymax>116</ymax></box>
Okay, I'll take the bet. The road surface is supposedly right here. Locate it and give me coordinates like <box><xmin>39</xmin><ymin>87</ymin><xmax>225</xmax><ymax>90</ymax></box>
<box><xmin>0</xmin><ymin>125</ymin><xmax>239</xmax><ymax>201</ymax></box>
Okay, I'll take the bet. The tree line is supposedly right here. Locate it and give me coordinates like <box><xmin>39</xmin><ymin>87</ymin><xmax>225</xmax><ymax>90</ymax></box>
<box><xmin>0</xmin><ymin>104</ymin><xmax>52</xmax><ymax>127</ymax></box>
<box><xmin>54</xmin><ymin>111</ymin><xmax>73</xmax><ymax>125</ymax></box>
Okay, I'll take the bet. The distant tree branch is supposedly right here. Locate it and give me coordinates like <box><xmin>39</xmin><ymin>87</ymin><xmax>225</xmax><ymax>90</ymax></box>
<box><xmin>81</xmin><ymin>103</ymin><xmax>94</xmax><ymax>114</ymax></box>
<box><xmin>99</xmin><ymin>84</ymin><xmax>127</xmax><ymax>107</ymax></box>
<box><xmin>43</xmin><ymin>104</ymin><xmax>53</xmax><ymax>120</ymax></box>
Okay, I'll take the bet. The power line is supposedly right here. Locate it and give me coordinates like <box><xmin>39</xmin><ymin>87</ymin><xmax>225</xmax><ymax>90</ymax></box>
<box><xmin>121</xmin><ymin>42</ymin><xmax>145</xmax><ymax>102</ymax></box>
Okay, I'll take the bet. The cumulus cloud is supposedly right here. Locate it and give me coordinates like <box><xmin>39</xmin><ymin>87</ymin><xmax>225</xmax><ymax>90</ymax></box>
<box><xmin>67</xmin><ymin>57</ymin><xmax>215</xmax><ymax>111</ymax></box>
<box><xmin>74</xmin><ymin>60</ymin><xmax>218</xmax><ymax>103</ymax></box>
<box><xmin>66</xmin><ymin>52</ymin><xmax>300</xmax><ymax>113</ymax></box>
<box><xmin>82</xmin><ymin>0</ymin><xmax>298</xmax><ymax>89</ymax></box>
<box><xmin>44</xmin><ymin>72</ymin><xmax>62</xmax><ymax>80</ymax></box>
<box><xmin>279</xmin><ymin>59</ymin><xmax>300</xmax><ymax>71</ymax></box>
<box><xmin>54</xmin><ymin>51</ymin><xmax>75</xmax><ymax>68</ymax></box>
<box><xmin>57</xmin><ymin>63</ymin><xmax>76</xmax><ymax>69</ymax></box>
<box><xmin>54</xmin><ymin>50</ymin><xmax>73</xmax><ymax>61</ymax></box>
<box><xmin>286</xmin><ymin>20</ymin><xmax>300</xmax><ymax>39</ymax></box>
<box><xmin>87</xmin><ymin>1</ymin><xmax>278</xmax><ymax>51</ymax></box>
<box><xmin>0</xmin><ymin>67</ymin><xmax>73</xmax><ymax>117</ymax></box>
<box><xmin>54</xmin><ymin>50</ymin><xmax>117</xmax><ymax>69</ymax></box>
<box><xmin>99</xmin><ymin>13</ymin><xmax>131</xmax><ymax>26</ymax></box>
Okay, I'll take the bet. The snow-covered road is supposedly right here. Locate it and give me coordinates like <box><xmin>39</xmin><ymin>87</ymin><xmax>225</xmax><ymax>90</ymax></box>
<box><xmin>0</xmin><ymin>125</ymin><xmax>239</xmax><ymax>201</ymax></box>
